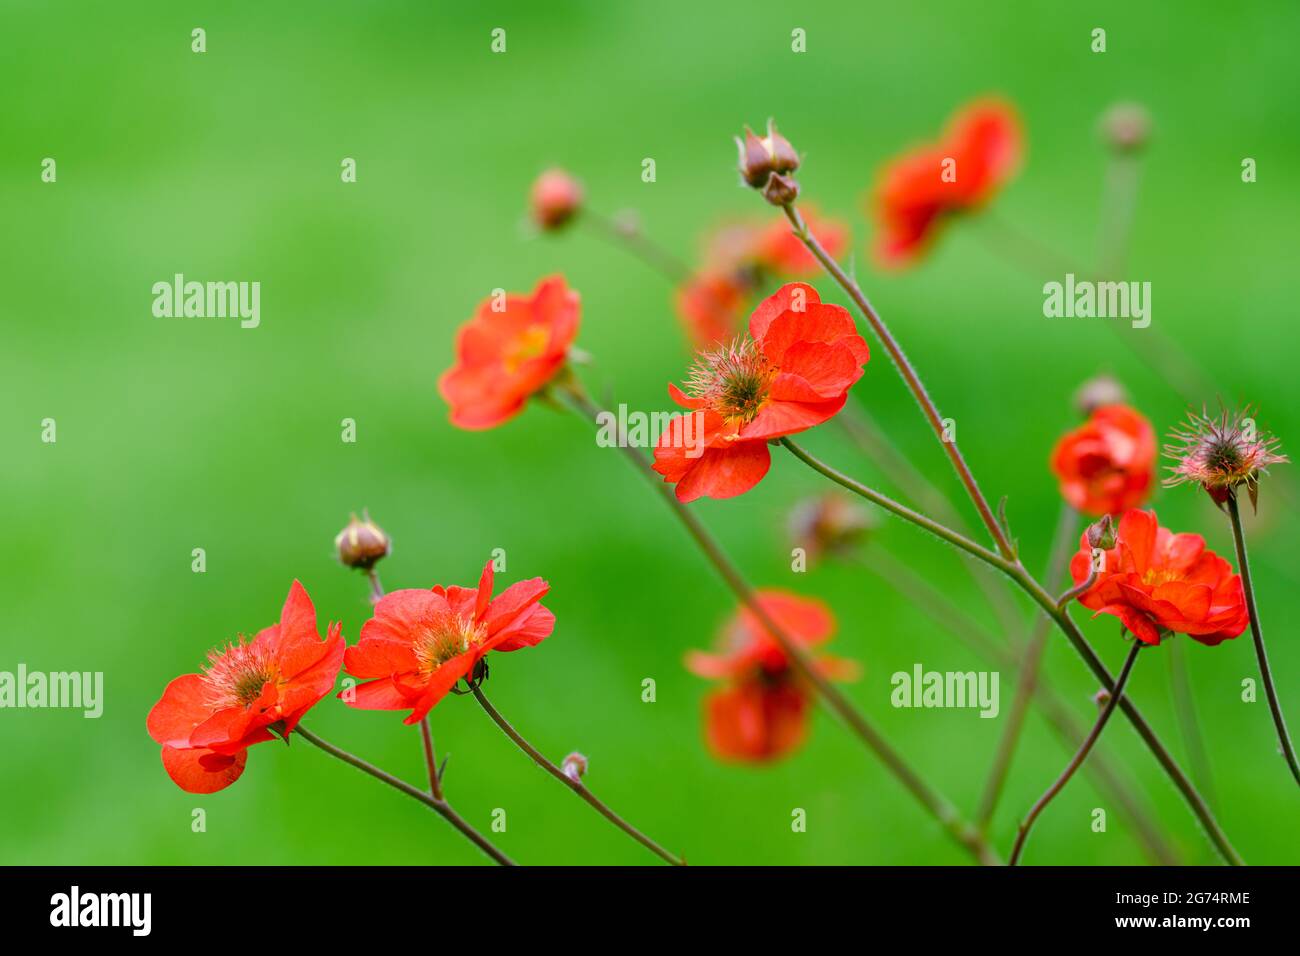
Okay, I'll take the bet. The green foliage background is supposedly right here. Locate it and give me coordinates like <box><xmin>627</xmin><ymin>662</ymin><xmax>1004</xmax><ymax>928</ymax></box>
<box><xmin>3</xmin><ymin>0</ymin><xmax>1297</xmax><ymax>865</ymax></box>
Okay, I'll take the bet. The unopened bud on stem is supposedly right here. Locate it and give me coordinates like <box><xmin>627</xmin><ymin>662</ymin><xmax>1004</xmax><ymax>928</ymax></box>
<box><xmin>562</xmin><ymin>751</ymin><xmax>588</xmax><ymax>783</ymax></box>
<box><xmin>335</xmin><ymin>511</ymin><xmax>391</xmax><ymax>570</ymax></box>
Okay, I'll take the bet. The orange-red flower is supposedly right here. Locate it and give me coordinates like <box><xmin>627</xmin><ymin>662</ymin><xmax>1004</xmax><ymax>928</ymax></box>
<box><xmin>686</xmin><ymin>591</ymin><xmax>857</xmax><ymax>762</ymax></box>
<box><xmin>342</xmin><ymin>560</ymin><xmax>554</xmax><ymax>724</ymax></box>
<box><xmin>871</xmin><ymin>98</ymin><xmax>1021</xmax><ymax>268</ymax></box>
<box><xmin>751</xmin><ymin>207</ymin><xmax>848</xmax><ymax>276</ymax></box>
<box><xmin>146</xmin><ymin>581</ymin><xmax>345</xmax><ymax>793</ymax></box>
<box><xmin>653</xmin><ymin>282</ymin><xmax>869</xmax><ymax>502</ymax></box>
<box><xmin>1068</xmin><ymin>509</ymin><xmax>1249</xmax><ymax>646</ymax></box>
<box><xmin>676</xmin><ymin>271</ymin><xmax>750</xmax><ymax>349</ymax></box>
<box><xmin>1050</xmin><ymin>404</ymin><xmax>1156</xmax><ymax>516</ymax></box>
<box><xmin>439</xmin><ymin>276</ymin><xmax>580</xmax><ymax>430</ymax></box>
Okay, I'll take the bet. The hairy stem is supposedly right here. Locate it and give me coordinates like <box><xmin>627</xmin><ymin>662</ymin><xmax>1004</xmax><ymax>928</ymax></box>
<box><xmin>780</xmin><ymin>435</ymin><xmax>1241</xmax><ymax>864</ymax></box>
<box><xmin>1226</xmin><ymin>493</ymin><xmax>1300</xmax><ymax>786</ymax></box>
<box><xmin>470</xmin><ymin>684</ymin><xmax>685</xmax><ymax>865</ymax></box>
<box><xmin>420</xmin><ymin>718</ymin><xmax>444</xmax><ymax>800</ymax></box>
<box><xmin>782</xmin><ymin>201</ymin><xmax>1014</xmax><ymax>560</ymax></box>
<box><xmin>1009</xmin><ymin>641</ymin><xmax>1142</xmax><ymax>865</ymax></box>
<box><xmin>294</xmin><ymin>724</ymin><xmax>513</xmax><ymax>866</ymax></box>
<box><xmin>976</xmin><ymin>504</ymin><xmax>1077</xmax><ymax>830</ymax></box>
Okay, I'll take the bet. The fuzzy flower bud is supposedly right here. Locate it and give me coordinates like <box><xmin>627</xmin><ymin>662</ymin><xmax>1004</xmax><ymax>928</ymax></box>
<box><xmin>1164</xmin><ymin>406</ymin><xmax>1288</xmax><ymax>509</ymax></box>
<box><xmin>789</xmin><ymin>493</ymin><xmax>875</xmax><ymax>564</ymax></box>
<box><xmin>334</xmin><ymin>511</ymin><xmax>391</xmax><ymax>570</ymax></box>
<box><xmin>736</xmin><ymin>119</ymin><xmax>799</xmax><ymax>188</ymax></box>
<box><xmin>529</xmin><ymin>168</ymin><xmax>584</xmax><ymax>231</ymax></box>
<box><xmin>1086</xmin><ymin>514</ymin><xmax>1116</xmax><ymax>552</ymax></box>
<box><xmin>1099</xmin><ymin>102</ymin><xmax>1151</xmax><ymax>154</ymax></box>
<box><xmin>562</xmin><ymin>751</ymin><xmax>588</xmax><ymax>783</ymax></box>
<box><xmin>1073</xmin><ymin>373</ymin><xmax>1128</xmax><ymax>417</ymax></box>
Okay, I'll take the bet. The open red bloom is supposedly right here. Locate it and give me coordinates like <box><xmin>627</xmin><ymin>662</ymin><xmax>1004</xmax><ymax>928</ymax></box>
<box><xmin>686</xmin><ymin>591</ymin><xmax>857</xmax><ymax>762</ymax></box>
<box><xmin>146</xmin><ymin>581</ymin><xmax>345</xmax><ymax>793</ymax></box>
<box><xmin>653</xmin><ymin>282</ymin><xmax>869</xmax><ymax>502</ymax></box>
<box><xmin>438</xmin><ymin>275</ymin><xmax>580</xmax><ymax>430</ymax></box>
<box><xmin>1050</xmin><ymin>404</ymin><xmax>1155</xmax><ymax>516</ymax></box>
<box><xmin>1068</xmin><ymin>509</ymin><xmax>1248</xmax><ymax>646</ymax></box>
<box><xmin>342</xmin><ymin>560</ymin><xmax>554</xmax><ymax>724</ymax></box>
<box><xmin>871</xmin><ymin>99</ymin><xmax>1021</xmax><ymax>268</ymax></box>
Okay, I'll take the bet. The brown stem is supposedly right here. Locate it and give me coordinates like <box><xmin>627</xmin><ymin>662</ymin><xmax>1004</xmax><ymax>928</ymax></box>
<box><xmin>557</xmin><ymin>379</ymin><xmax>999</xmax><ymax>865</ymax></box>
<box><xmin>293</xmin><ymin>724</ymin><xmax>514</xmax><ymax>866</ymax></box>
<box><xmin>1168</xmin><ymin>636</ymin><xmax>1216</xmax><ymax>807</ymax></box>
<box><xmin>1226</xmin><ymin>493</ymin><xmax>1300</xmax><ymax>785</ymax></box>
<box><xmin>470</xmin><ymin>684</ymin><xmax>686</xmax><ymax>866</ymax></box>
<box><xmin>975</xmin><ymin>504</ymin><xmax>1078</xmax><ymax>830</ymax></box>
<box><xmin>420</xmin><ymin>718</ymin><xmax>444</xmax><ymax>800</ymax></box>
<box><xmin>853</xmin><ymin>545</ymin><xmax>1178</xmax><ymax>864</ymax></box>
<box><xmin>782</xmin><ymin>201</ymin><xmax>1014</xmax><ymax>561</ymax></box>
<box><xmin>1009</xmin><ymin>640</ymin><xmax>1143</xmax><ymax>865</ymax></box>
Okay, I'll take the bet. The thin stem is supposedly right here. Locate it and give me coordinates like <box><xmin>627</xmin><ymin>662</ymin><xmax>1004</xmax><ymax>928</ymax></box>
<box><xmin>557</xmin><ymin>379</ymin><xmax>999</xmax><ymax>865</ymax></box>
<box><xmin>470</xmin><ymin>684</ymin><xmax>685</xmax><ymax>866</ymax></box>
<box><xmin>780</xmin><ymin>436</ymin><xmax>1242</xmax><ymax>864</ymax></box>
<box><xmin>854</xmin><ymin>545</ymin><xmax>1178</xmax><ymax>864</ymax></box>
<box><xmin>782</xmin><ymin>201</ymin><xmax>1015</xmax><ymax>560</ymax></box>
<box><xmin>1169</xmin><ymin>637</ymin><xmax>1216</xmax><ymax>808</ymax></box>
<box><xmin>420</xmin><ymin>718</ymin><xmax>444</xmax><ymax>800</ymax></box>
<box><xmin>976</xmin><ymin>504</ymin><xmax>1077</xmax><ymax>831</ymax></box>
<box><xmin>837</xmin><ymin>403</ymin><xmax>1025</xmax><ymax>639</ymax></box>
<box><xmin>365</xmin><ymin>568</ymin><xmax>384</xmax><ymax>606</ymax></box>
<box><xmin>581</xmin><ymin>207</ymin><xmax>695</xmax><ymax>284</ymax></box>
<box><xmin>1226</xmin><ymin>493</ymin><xmax>1300</xmax><ymax>785</ymax></box>
<box><xmin>293</xmin><ymin>724</ymin><xmax>514</xmax><ymax>866</ymax></box>
<box><xmin>1009</xmin><ymin>641</ymin><xmax>1143</xmax><ymax>865</ymax></box>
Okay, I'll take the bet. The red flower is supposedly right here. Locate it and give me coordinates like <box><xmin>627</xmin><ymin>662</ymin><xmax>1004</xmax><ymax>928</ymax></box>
<box><xmin>342</xmin><ymin>560</ymin><xmax>554</xmax><ymax>724</ymax></box>
<box><xmin>438</xmin><ymin>276</ymin><xmax>580</xmax><ymax>430</ymax></box>
<box><xmin>686</xmin><ymin>591</ymin><xmax>857</xmax><ymax>762</ymax></box>
<box><xmin>529</xmin><ymin>168</ymin><xmax>583</xmax><ymax>231</ymax></box>
<box><xmin>653</xmin><ymin>282</ymin><xmax>869</xmax><ymax>502</ymax></box>
<box><xmin>146</xmin><ymin>581</ymin><xmax>345</xmax><ymax>793</ymax></box>
<box><xmin>675</xmin><ymin>210</ymin><xmax>850</xmax><ymax>348</ymax></box>
<box><xmin>871</xmin><ymin>98</ymin><xmax>1021</xmax><ymax>268</ymax></box>
<box><xmin>1068</xmin><ymin>509</ymin><xmax>1249</xmax><ymax>646</ymax></box>
<box><xmin>1050</xmin><ymin>404</ymin><xmax>1156</xmax><ymax>516</ymax></box>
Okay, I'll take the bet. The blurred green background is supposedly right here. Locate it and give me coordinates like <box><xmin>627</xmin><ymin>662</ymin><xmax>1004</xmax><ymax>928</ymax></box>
<box><xmin>3</xmin><ymin>0</ymin><xmax>1298</xmax><ymax>865</ymax></box>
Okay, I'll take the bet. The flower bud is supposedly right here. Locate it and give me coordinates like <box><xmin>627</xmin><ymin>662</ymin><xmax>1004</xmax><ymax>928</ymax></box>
<box><xmin>1072</xmin><ymin>373</ymin><xmax>1127</xmax><ymax>417</ymax></box>
<box><xmin>762</xmin><ymin>172</ymin><xmax>799</xmax><ymax>207</ymax></box>
<box><xmin>334</xmin><ymin>511</ymin><xmax>391</xmax><ymax>570</ymax></box>
<box><xmin>1086</xmin><ymin>514</ymin><xmax>1116</xmax><ymax>551</ymax></box>
<box><xmin>562</xmin><ymin>751</ymin><xmax>588</xmax><ymax>783</ymax></box>
<box><xmin>1099</xmin><ymin>102</ymin><xmax>1151</xmax><ymax>154</ymax></box>
<box><xmin>789</xmin><ymin>493</ymin><xmax>874</xmax><ymax>564</ymax></box>
<box><xmin>529</xmin><ymin>168</ymin><xmax>584</xmax><ymax>231</ymax></box>
<box><xmin>1092</xmin><ymin>687</ymin><xmax>1110</xmax><ymax>708</ymax></box>
<box><xmin>736</xmin><ymin>119</ymin><xmax>799</xmax><ymax>188</ymax></box>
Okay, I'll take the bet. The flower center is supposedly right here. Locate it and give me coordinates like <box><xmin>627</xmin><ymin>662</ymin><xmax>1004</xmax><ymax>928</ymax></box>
<box><xmin>413</xmin><ymin>614</ymin><xmax>487</xmax><ymax>674</ymax></box>
<box><xmin>685</xmin><ymin>337</ymin><xmax>776</xmax><ymax>423</ymax></box>
<box><xmin>504</xmin><ymin>324</ymin><xmax>550</xmax><ymax>373</ymax></box>
<box><xmin>201</xmin><ymin>639</ymin><xmax>277</xmax><ymax>710</ymax></box>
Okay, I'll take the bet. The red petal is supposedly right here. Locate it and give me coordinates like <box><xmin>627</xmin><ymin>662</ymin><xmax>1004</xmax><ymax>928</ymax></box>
<box><xmin>675</xmin><ymin>441</ymin><xmax>772</xmax><ymax>502</ymax></box>
<box><xmin>160</xmin><ymin>745</ymin><xmax>248</xmax><ymax>794</ymax></box>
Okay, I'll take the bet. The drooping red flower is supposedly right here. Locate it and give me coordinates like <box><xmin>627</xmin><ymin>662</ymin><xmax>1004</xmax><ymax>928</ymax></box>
<box><xmin>146</xmin><ymin>581</ymin><xmax>345</xmax><ymax>793</ymax></box>
<box><xmin>1068</xmin><ymin>509</ymin><xmax>1249</xmax><ymax>646</ymax></box>
<box><xmin>438</xmin><ymin>276</ymin><xmax>580</xmax><ymax>430</ymax></box>
<box><xmin>342</xmin><ymin>560</ymin><xmax>554</xmax><ymax>724</ymax></box>
<box><xmin>653</xmin><ymin>282</ymin><xmax>869</xmax><ymax>502</ymax></box>
<box><xmin>675</xmin><ymin>210</ymin><xmax>850</xmax><ymax>348</ymax></box>
<box><xmin>871</xmin><ymin>98</ymin><xmax>1021</xmax><ymax>268</ymax></box>
<box><xmin>1050</xmin><ymin>404</ymin><xmax>1156</xmax><ymax>516</ymax></box>
<box><xmin>686</xmin><ymin>591</ymin><xmax>857</xmax><ymax>762</ymax></box>
<box><xmin>529</xmin><ymin>168</ymin><xmax>583</xmax><ymax>231</ymax></box>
